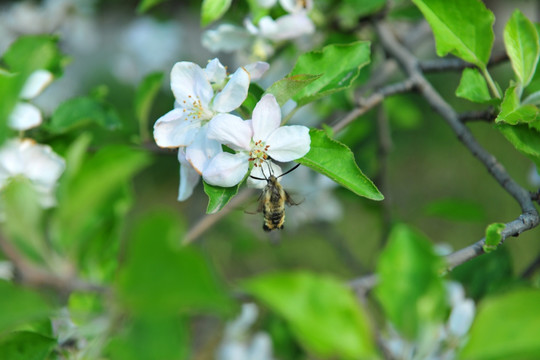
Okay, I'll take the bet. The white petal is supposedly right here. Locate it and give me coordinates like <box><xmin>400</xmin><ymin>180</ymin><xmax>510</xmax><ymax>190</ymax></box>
<box><xmin>185</xmin><ymin>125</ymin><xmax>223</xmax><ymax>173</ymax></box>
<box><xmin>244</xmin><ymin>18</ymin><xmax>260</xmax><ymax>35</ymax></box>
<box><xmin>212</xmin><ymin>67</ymin><xmax>250</xmax><ymax>113</ymax></box>
<box><xmin>279</xmin><ymin>0</ymin><xmax>312</xmax><ymax>13</ymax></box>
<box><xmin>22</xmin><ymin>140</ymin><xmax>65</xmax><ymax>188</ymax></box>
<box><xmin>177</xmin><ymin>149</ymin><xmax>201</xmax><ymax>201</ymax></box>
<box><xmin>205</xmin><ymin>58</ymin><xmax>227</xmax><ymax>85</ymax></box>
<box><xmin>20</xmin><ymin>69</ymin><xmax>53</xmax><ymax>99</ymax></box>
<box><xmin>266</xmin><ymin>125</ymin><xmax>310</xmax><ymax>161</ymax></box>
<box><xmin>153</xmin><ymin>108</ymin><xmax>200</xmax><ymax>148</ymax></box>
<box><xmin>247</xmin><ymin>161</ymin><xmax>282</xmax><ymax>189</ymax></box>
<box><xmin>8</xmin><ymin>102</ymin><xmax>42</xmax><ymax>130</ymax></box>
<box><xmin>207</xmin><ymin>114</ymin><xmax>253</xmax><ymax>151</ymax></box>
<box><xmin>258</xmin><ymin>0</ymin><xmax>277</xmax><ymax>8</ymax></box>
<box><xmin>244</xmin><ymin>61</ymin><xmax>270</xmax><ymax>80</ymax></box>
<box><xmin>216</xmin><ymin>342</ymin><xmax>248</xmax><ymax>360</ymax></box>
<box><xmin>170</xmin><ymin>62</ymin><xmax>213</xmax><ymax>106</ymax></box>
<box><xmin>225</xmin><ymin>303</ymin><xmax>259</xmax><ymax>338</ymax></box>
<box><xmin>252</xmin><ymin>94</ymin><xmax>281</xmax><ymax>141</ymax></box>
<box><xmin>448</xmin><ymin>299</ymin><xmax>475</xmax><ymax>337</ymax></box>
<box><xmin>202</xmin><ymin>24</ymin><xmax>253</xmax><ymax>53</ymax></box>
<box><xmin>247</xmin><ymin>332</ymin><xmax>274</xmax><ymax>360</ymax></box>
<box><xmin>262</xmin><ymin>13</ymin><xmax>315</xmax><ymax>41</ymax></box>
<box><xmin>203</xmin><ymin>152</ymin><xmax>249</xmax><ymax>187</ymax></box>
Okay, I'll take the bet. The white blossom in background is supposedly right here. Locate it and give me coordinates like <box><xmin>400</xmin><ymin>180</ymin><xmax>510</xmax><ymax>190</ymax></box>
<box><xmin>8</xmin><ymin>69</ymin><xmax>54</xmax><ymax>131</ymax></box>
<box><xmin>202</xmin><ymin>0</ymin><xmax>315</xmax><ymax>60</ymax></box>
<box><xmin>278</xmin><ymin>166</ymin><xmax>343</xmax><ymax>229</ymax></box>
<box><xmin>216</xmin><ymin>303</ymin><xmax>276</xmax><ymax>360</ymax></box>
<box><xmin>382</xmin><ymin>281</ymin><xmax>476</xmax><ymax>360</ymax></box>
<box><xmin>0</xmin><ymin>138</ymin><xmax>65</xmax><ymax>209</ymax></box>
<box><xmin>153</xmin><ymin>58</ymin><xmax>269</xmax><ymax>200</ymax></box>
<box><xmin>203</xmin><ymin>94</ymin><xmax>310</xmax><ymax>187</ymax></box>
<box><xmin>0</xmin><ymin>260</ymin><xmax>14</xmax><ymax>280</ymax></box>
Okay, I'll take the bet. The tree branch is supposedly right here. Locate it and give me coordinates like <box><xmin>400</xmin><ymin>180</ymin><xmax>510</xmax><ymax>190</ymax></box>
<box><xmin>419</xmin><ymin>52</ymin><xmax>508</xmax><ymax>72</ymax></box>
<box><xmin>331</xmin><ymin>77</ymin><xmax>417</xmax><ymax>133</ymax></box>
<box><xmin>373</xmin><ymin>20</ymin><xmax>539</xmax><ymax>268</ymax></box>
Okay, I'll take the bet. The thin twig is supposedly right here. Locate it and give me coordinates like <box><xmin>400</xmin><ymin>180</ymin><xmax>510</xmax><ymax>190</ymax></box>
<box><xmin>521</xmin><ymin>252</ymin><xmax>540</xmax><ymax>279</ymax></box>
<box><xmin>373</xmin><ymin>20</ymin><xmax>539</xmax><ymax>269</ymax></box>
<box><xmin>0</xmin><ymin>235</ymin><xmax>107</xmax><ymax>295</ymax></box>
<box><xmin>331</xmin><ymin>77</ymin><xmax>417</xmax><ymax>133</ymax></box>
<box><xmin>458</xmin><ymin>109</ymin><xmax>496</xmax><ymax>123</ymax></box>
<box><xmin>375</xmin><ymin>105</ymin><xmax>393</xmax><ymax>248</ymax></box>
<box><xmin>183</xmin><ymin>188</ymin><xmax>255</xmax><ymax>245</ymax></box>
<box><xmin>419</xmin><ymin>52</ymin><xmax>508</xmax><ymax>72</ymax></box>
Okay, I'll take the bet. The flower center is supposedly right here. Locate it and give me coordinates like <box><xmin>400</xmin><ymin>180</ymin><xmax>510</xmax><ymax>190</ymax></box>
<box><xmin>182</xmin><ymin>95</ymin><xmax>213</xmax><ymax>122</ymax></box>
<box><xmin>248</xmin><ymin>139</ymin><xmax>270</xmax><ymax>167</ymax></box>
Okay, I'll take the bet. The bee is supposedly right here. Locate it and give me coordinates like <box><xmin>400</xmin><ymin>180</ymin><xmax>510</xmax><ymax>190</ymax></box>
<box><xmin>250</xmin><ymin>163</ymin><xmax>301</xmax><ymax>232</ymax></box>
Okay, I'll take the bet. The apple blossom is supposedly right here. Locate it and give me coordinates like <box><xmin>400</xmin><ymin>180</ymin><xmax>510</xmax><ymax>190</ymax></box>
<box><xmin>203</xmin><ymin>94</ymin><xmax>310</xmax><ymax>187</ymax></box>
<box><xmin>0</xmin><ymin>138</ymin><xmax>65</xmax><ymax>209</ymax></box>
<box><xmin>8</xmin><ymin>69</ymin><xmax>54</xmax><ymax>131</ymax></box>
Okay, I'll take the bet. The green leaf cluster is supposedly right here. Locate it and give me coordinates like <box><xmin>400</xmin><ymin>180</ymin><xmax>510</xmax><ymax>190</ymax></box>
<box><xmin>243</xmin><ymin>272</ymin><xmax>376</xmax><ymax>359</ymax></box>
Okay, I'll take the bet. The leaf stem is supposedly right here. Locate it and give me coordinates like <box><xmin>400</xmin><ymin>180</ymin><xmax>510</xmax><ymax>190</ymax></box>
<box><xmin>481</xmin><ymin>67</ymin><xmax>501</xmax><ymax>99</ymax></box>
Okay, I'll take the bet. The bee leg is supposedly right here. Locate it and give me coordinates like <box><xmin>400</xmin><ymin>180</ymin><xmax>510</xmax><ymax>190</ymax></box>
<box><xmin>263</xmin><ymin>224</ymin><xmax>272</xmax><ymax>232</ymax></box>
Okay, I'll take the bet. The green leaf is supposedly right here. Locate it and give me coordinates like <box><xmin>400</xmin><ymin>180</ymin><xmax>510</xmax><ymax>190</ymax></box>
<box><xmin>135</xmin><ymin>72</ymin><xmax>164</xmax><ymax>142</ymax></box>
<box><xmin>497</xmin><ymin>123</ymin><xmax>540</xmax><ymax>167</ymax></box>
<box><xmin>265</xmin><ymin>74</ymin><xmax>322</xmax><ymax>106</ymax></box>
<box><xmin>483</xmin><ymin>222</ymin><xmax>506</xmax><ymax>253</ymax></box>
<box><xmin>0</xmin><ymin>281</ymin><xmax>51</xmax><ymax>333</ymax></box>
<box><xmin>243</xmin><ymin>272</ymin><xmax>376</xmax><ymax>359</ymax></box>
<box><xmin>201</xmin><ymin>0</ymin><xmax>232</xmax><ymax>26</ymax></box>
<box><xmin>239</xmin><ymin>83</ymin><xmax>265</xmax><ymax>118</ymax></box>
<box><xmin>54</xmin><ymin>146</ymin><xmax>151</xmax><ymax>251</ymax></box>
<box><xmin>203</xmin><ymin>181</ymin><xmax>241</xmax><ymax>214</ymax></box>
<box><xmin>2</xmin><ymin>35</ymin><xmax>64</xmax><ymax>76</ymax></box>
<box><xmin>297</xmin><ymin>129</ymin><xmax>383</xmax><ymax>200</ymax></box>
<box><xmin>49</xmin><ymin>96</ymin><xmax>122</xmax><ymax>134</ymax></box>
<box><xmin>0</xmin><ymin>331</ymin><xmax>56</xmax><ymax>360</ymax></box>
<box><xmin>106</xmin><ymin>315</ymin><xmax>189</xmax><ymax>360</ymax></box>
<box><xmin>459</xmin><ymin>289</ymin><xmax>540</xmax><ymax>359</ymax></box>
<box><xmin>0</xmin><ymin>72</ymin><xmax>23</xmax><ymax>145</ymax></box>
<box><xmin>456</xmin><ymin>68</ymin><xmax>493</xmax><ymax>103</ymax></box>
<box><xmin>424</xmin><ymin>198</ymin><xmax>485</xmax><ymax>222</ymax></box>
<box><xmin>2</xmin><ymin>180</ymin><xmax>47</xmax><ymax>264</ymax></box>
<box><xmin>412</xmin><ymin>0</ymin><xmax>494</xmax><ymax>68</ymax></box>
<box><xmin>504</xmin><ymin>10</ymin><xmax>540</xmax><ymax>87</ymax></box>
<box><xmin>118</xmin><ymin>212</ymin><xmax>232</xmax><ymax>316</ymax></box>
<box><xmin>338</xmin><ymin>0</ymin><xmax>386</xmax><ymax>28</ymax></box>
<box><xmin>495</xmin><ymin>86</ymin><xmax>538</xmax><ymax>125</ymax></box>
<box><xmin>450</xmin><ymin>247</ymin><xmax>513</xmax><ymax>301</ymax></box>
<box><xmin>374</xmin><ymin>224</ymin><xmax>447</xmax><ymax>339</ymax></box>
<box><xmin>136</xmin><ymin>0</ymin><xmax>167</xmax><ymax>13</ymax></box>
<box><xmin>290</xmin><ymin>42</ymin><xmax>371</xmax><ymax>105</ymax></box>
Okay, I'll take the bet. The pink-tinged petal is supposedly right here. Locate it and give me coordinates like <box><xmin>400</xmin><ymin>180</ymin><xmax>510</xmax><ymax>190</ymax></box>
<box><xmin>177</xmin><ymin>149</ymin><xmax>201</xmax><ymax>201</ymax></box>
<box><xmin>203</xmin><ymin>152</ymin><xmax>250</xmax><ymax>187</ymax></box>
<box><xmin>153</xmin><ymin>108</ymin><xmax>200</xmax><ymax>148</ymax></box>
<box><xmin>212</xmin><ymin>67</ymin><xmax>250</xmax><ymax>113</ymax></box>
<box><xmin>185</xmin><ymin>125</ymin><xmax>223</xmax><ymax>173</ymax></box>
<box><xmin>8</xmin><ymin>102</ymin><xmax>42</xmax><ymax>130</ymax></box>
<box><xmin>205</xmin><ymin>58</ymin><xmax>227</xmax><ymax>85</ymax></box>
<box><xmin>170</xmin><ymin>62</ymin><xmax>213</xmax><ymax>106</ymax></box>
<box><xmin>244</xmin><ymin>62</ymin><xmax>269</xmax><ymax>80</ymax></box>
<box><xmin>20</xmin><ymin>70</ymin><xmax>53</xmax><ymax>99</ymax></box>
<box><xmin>207</xmin><ymin>114</ymin><xmax>253</xmax><ymax>151</ymax></box>
<box><xmin>265</xmin><ymin>125</ymin><xmax>310</xmax><ymax>161</ymax></box>
<box><xmin>247</xmin><ymin>161</ymin><xmax>282</xmax><ymax>189</ymax></box>
<box><xmin>252</xmin><ymin>94</ymin><xmax>281</xmax><ymax>141</ymax></box>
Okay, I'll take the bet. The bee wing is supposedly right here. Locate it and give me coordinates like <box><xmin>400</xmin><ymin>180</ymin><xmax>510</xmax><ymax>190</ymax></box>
<box><xmin>285</xmin><ymin>190</ymin><xmax>303</xmax><ymax>206</ymax></box>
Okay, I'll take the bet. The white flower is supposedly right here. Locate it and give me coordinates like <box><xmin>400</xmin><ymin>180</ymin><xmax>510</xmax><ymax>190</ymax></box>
<box><xmin>8</xmin><ymin>69</ymin><xmax>54</xmax><ymax>131</ymax></box>
<box><xmin>203</xmin><ymin>94</ymin><xmax>310</xmax><ymax>187</ymax></box>
<box><xmin>0</xmin><ymin>138</ymin><xmax>65</xmax><ymax>208</ymax></box>
<box><xmin>216</xmin><ymin>303</ymin><xmax>276</xmax><ymax>360</ymax></box>
<box><xmin>257</xmin><ymin>0</ymin><xmax>313</xmax><ymax>13</ymax></box>
<box><xmin>153</xmin><ymin>58</ymin><xmax>268</xmax><ymax>176</ymax></box>
<box><xmin>245</xmin><ymin>14</ymin><xmax>315</xmax><ymax>42</ymax></box>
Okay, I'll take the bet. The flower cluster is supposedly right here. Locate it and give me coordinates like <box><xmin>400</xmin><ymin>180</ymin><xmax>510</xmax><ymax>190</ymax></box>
<box><xmin>153</xmin><ymin>59</ymin><xmax>311</xmax><ymax>201</ymax></box>
<box><xmin>0</xmin><ymin>69</ymin><xmax>65</xmax><ymax>216</ymax></box>
<box><xmin>202</xmin><ymin>0</ymin><xmax>315</xmax><ymax>60</ymax></box>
